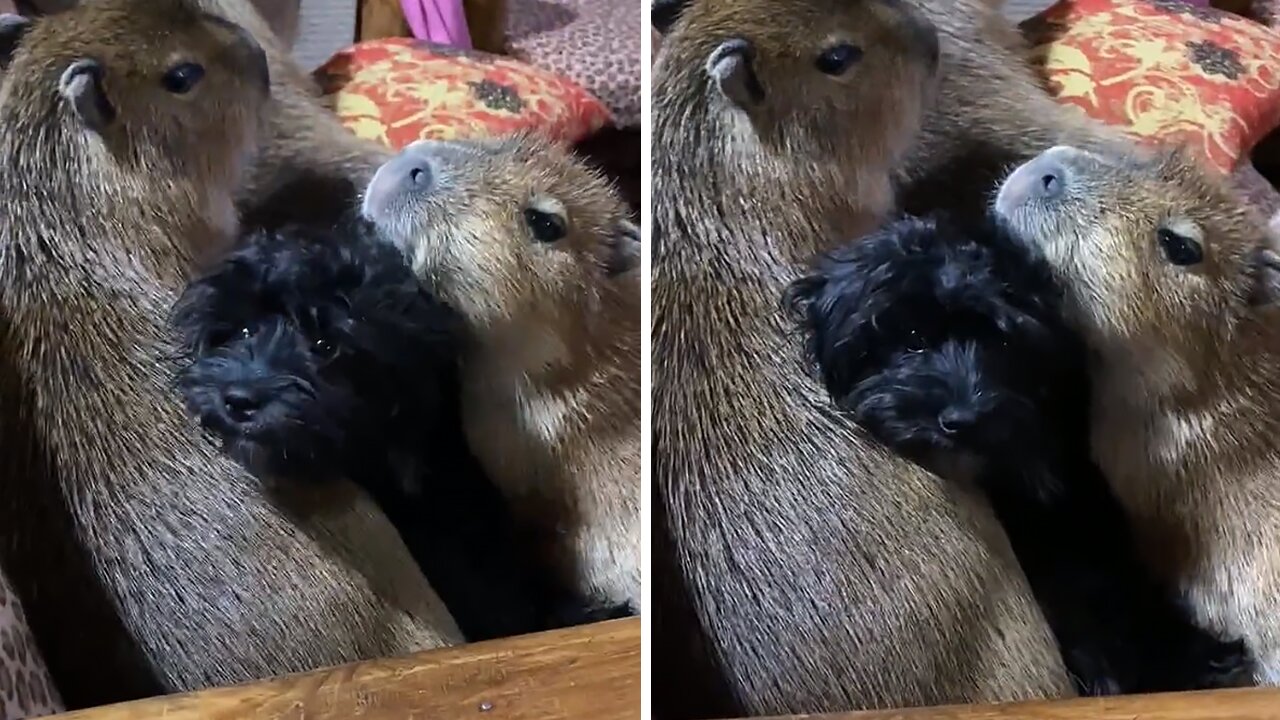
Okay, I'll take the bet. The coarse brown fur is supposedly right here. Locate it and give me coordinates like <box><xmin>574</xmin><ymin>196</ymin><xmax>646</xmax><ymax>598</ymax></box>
<box><xmin>249</xmin><ymin>0</ymin><xmax>298</xmax><ymax>49</ymax></box>
<box><xmin>651</xmin><ymin>1</ymin><xmax>1073</xmax><ymax>717</ymax></box>
<box><xmin>17</xmin><ymin>0</ymin><xmax>389</xmax><ymax>232</ymax></box>
<box><xmin>363</xmin><ymin>134</ymin><xmax>641</xmax><ymax>614</ymax></box>
<box><xmin>0</xmin><ymin>1</ymin><xmax>460</xmax><ymax>708</ymax></box>
<box><xmin>992</xmin><ymin>144</ymin><xmax>1280</xmax><ymax>685</ymax></box>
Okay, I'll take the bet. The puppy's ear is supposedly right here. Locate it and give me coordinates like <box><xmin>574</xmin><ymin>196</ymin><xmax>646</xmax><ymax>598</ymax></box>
<box><xmin>602</xmin><ymin>219</ymin><xmax>640</xmax><ymax>277</ymax></box>
<box><xmin>14</xmin><ymin>0</ymin><xmax>77</xmax><ymax>17</ymax></box>
<box><xmin>706</xmin><ymin>38</ymin><xmax>764</xmax><ymax>111</ymax></box>
<box><xmin>0</xmin><ymin>14</ymin><xmax>31</xmax><ymax>68</ymax></box>
<box><xmin>652</xmin><ymin>0</ymin><xmax>688</xmax><ymax>35</ymax></box>
<box><xmin>59</xmin><ymin>59</ymin><xmax>116</xmax><ymax>132</ymax></box>
<box><xmin>784</xmin><ymin>254</ymin><xmax>886</xmax><ymax>406</ymax></box>
<box><xmin>169</xmin><ymin>281</ymin><xmax>221</xmax><ymax>357</ymax></box>
<box><xmin>1248</xmin><ymin>245</ymin><xmax>1280</xmax><ymax>308</ymax></box>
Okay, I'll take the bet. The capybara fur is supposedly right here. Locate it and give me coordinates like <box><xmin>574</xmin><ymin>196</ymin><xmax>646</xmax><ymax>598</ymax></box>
<box><xmin>363</xmin><ymin>134</ymin><xmax>641</xmax><ymax>619</ymax></box>
<box><xmin>787</xmin><ymin>214</ymin><xmax>1255</xmax><ymax>695</ymax></box>
<box><xmin>0</xmin><ymin>1</ymin><xmax>459</xmax><ymax>708</ymax></box>
<box><xmin>17</xmin><ymin>0</ymin><xmax>390</xmax><ymax>232</ymax></box>
<box><xmin>992</xmin><ymin>144</ymin><xmax>1280</xmax><ymax>685</ymax></box>
<box><xmin>651</xmin><ymin>0</ymin><xmax>1073</xmax><ymax>716</ymax></box>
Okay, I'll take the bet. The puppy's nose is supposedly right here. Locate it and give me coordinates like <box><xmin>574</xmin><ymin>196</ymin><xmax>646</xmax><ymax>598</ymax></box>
<box><xmin>223</xmin><ymin>387</ymin><xmax>261</xmax><ymax>423</ymax></box>
<box><xmin>938</xmin><ymin>406</ymin><xmax>978</xmax><ymax>434</ymax></box>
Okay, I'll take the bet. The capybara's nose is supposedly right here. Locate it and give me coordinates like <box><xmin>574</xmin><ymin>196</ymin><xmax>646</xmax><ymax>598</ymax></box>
<box><xmin>997</xmin><ymin>153</ymin><xmax>1070</xmax><ymax>212</ymax></box>
<box><xmin>223</xmin><ymin>387</ymin><xmax>261</xmax><ymax>423</ymax></box>
<box><xmin>1033</xmin><ymin>163</ymin><xmax>1065</xmax><ymax>200</ymax></box>
<box><xmin>407</xmin><ymin>162</ymin><xmax>433</xmax><ymax>190</ymax></box>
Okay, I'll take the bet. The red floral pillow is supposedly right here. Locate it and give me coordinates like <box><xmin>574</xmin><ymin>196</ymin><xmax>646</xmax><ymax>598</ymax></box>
<box><xmin>315</xmin><ymin>38</ymin><xmax>613</xmax><ymax>150</ymax></box>
<box><xmin>1022</xmin><ymin>0</ymin><xmax>1280</xmax><ymax>172</ymax></box>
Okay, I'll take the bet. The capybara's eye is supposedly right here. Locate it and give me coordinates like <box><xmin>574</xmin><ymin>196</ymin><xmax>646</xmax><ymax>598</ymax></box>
<box><xmin>1157</xmin><ymin>227</ymin><xmax>1204</xmax><ymax>266</ymax></box>
<box><xmin>815</xmin><ymin>43</ymin><xmax>863</xmax><ymax>76</ymax></box>
<box><xmin>161</xmin><ymin>62</ymin><xmax>206</xmax><ymax>94</ymax></box>
<box><xmin>524</xmin><ymin>208</ymin><xmax>568</xmax><ymax>243</ymax></box>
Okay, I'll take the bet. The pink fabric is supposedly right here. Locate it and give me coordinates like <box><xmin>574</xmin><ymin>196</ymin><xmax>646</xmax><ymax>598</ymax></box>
<box><xmin>401</xmin><ymin>0</ymin><xmax>473</xmax><ymax>48</ymax></box>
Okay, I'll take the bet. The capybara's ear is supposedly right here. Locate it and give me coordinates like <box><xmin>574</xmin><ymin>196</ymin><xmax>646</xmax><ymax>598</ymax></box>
<box><xmin>1248</xmin><ymin>246</ymin><xmax>1280</xmax><ymax>308</ymax></box>
<box><xmin>13</xmin><ymin>0</ymin><xmax>77</xmax><ymax>17</ymax></box>
<box><xmin>0</xmin><ymin>14</ymin><xmax>31</xmax><ymax>67</ymax></box>
<box><xmin>651</xmin><ymin>0</ymin><xmax>688</xmax><ymax>35</ymax></box>
<box><xmin>602</xmin><ymin>219</ymin><xmax>640</xmax><ymax>277</ymax></box>
<box><xmin>59</xmin><ymin>58</ymin><xmax>116</xmax><ymax>132</ymax></box>
<box><xmin>706</xmin><ymin>38</ymin><xmax>763</xmax><ymax>110</ymax></box>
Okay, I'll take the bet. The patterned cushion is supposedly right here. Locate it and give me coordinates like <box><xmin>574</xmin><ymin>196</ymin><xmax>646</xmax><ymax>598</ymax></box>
<box><xmin>0</xmin><ymin>571</ymin><xmax>61</xmax><ymax>719</ymax></box>
<box><xmin>315</xmin><ymin>38</ymin><xmax>612</xmax><ymax>150</ymax></box>
<box><xmin>506</xmin><ymin>0</ymin><xmax>641</xmax><ymax>127</ymax></box>
<box><xmin>1022</xmin><ymin>0</ymin><xmax>1280</xmax><ymax>173</ymax></box>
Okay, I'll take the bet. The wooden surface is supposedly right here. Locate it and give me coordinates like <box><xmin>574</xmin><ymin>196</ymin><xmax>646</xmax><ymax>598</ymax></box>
<box><xmin>357</xmin><ymin>0</ymin><xmax>409</xmax><ymax>41</ymax></box>
<box><xmin>53</xmin><ymin>618</ymin><xmax>639</xmax><ymax>719</ymax></box>
<box><xmin>756</xmin><ymin>687</ymin><xmax>1280</xmax><ymax>720</ymax></box>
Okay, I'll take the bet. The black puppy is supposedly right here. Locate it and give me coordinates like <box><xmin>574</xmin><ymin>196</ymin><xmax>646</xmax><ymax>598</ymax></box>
<box><xmin>786</xmin><ymin>214</ymin><xmax>1253</xmax><ymax>695</ymax></box>
<box><xmin>170</xmin><ymin>221</ymin><xmax>561</xmax><ymax>640</ymax></box>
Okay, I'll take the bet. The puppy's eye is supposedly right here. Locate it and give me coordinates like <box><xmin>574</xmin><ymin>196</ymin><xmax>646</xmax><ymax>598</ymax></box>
<box><xmin>311</xmin><ymin>338</ymin><xmax>336</xmax><ymax>359</ymax></box>
<box><xmin>905</xmin><ymin>329</ymin><xmax>926</xmax><ymax>352</ymax></box>
<box><xmin>524</xmin><ymin>208</ymin><xmax>567</xmax><ymax>243</ymax></box>
<box><xmin>815</xmin><ymin>43</ymin><xmax>863</xmax><ymax>76</ymax></box>
<box><xmin>239</xmin><ymin>327</ymin><xmax>252</xmax><ymax>339</ymax></box>
<box><xmin>1158</xmin><ymin>227</ymin><xmax>1203</xmax><ymax>266</ymax></box>
<box><xmin>206</xmin><ymin>326</ymin><xmax>248</xmax><ymax>347</ymax></box>
<box><xmin>162</xmin><ymin>62</ymin><xmax>205</xmax><ymax>94</ymax></box>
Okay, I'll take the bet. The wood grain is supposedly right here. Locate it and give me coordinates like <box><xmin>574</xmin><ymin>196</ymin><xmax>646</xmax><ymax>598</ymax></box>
<box><xmin>358</xmin><ymin>0</ymin><xmax>410</xmax><ymax>41</ymax></box>
<box><xmin>754</xmin><ymin>687</ymin><xmax>1280</xmax><ymax>720</ymax></box>
<box><xmin>53</xmin><ymin>618</ymin><xmax>639</xmax><ymax>720</ymax></box>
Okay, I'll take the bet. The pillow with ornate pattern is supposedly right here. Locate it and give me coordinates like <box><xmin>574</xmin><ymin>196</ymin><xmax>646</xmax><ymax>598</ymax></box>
<box><xmin>315</xmin><ymin>38</ymin><xmax>613</xmax><ymax>149</ymax></box>
<box><xmin>1022</xmin><ymin>0</ymin><xmax>1280</xmax><ymax>173</ymax></box>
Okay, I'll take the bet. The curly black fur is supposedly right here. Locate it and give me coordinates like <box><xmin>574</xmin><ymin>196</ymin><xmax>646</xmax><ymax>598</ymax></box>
<box><xmin>787</xmin><ymin>214</ymin><xmax>1254</xmax><ymax>695</ymax></box>
<box><xmin>170</xmin><ymin>221</ymin><xmax>580</xmax><ymax>640</ymax></box>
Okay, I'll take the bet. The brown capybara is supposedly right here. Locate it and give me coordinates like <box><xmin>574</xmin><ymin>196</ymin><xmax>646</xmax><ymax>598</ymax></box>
<box><xmin>651</xmin><ymin>0</ymin><xmax>1073</xmax><ymax>717</ymax></box>
<box><xmin>362</xmin><ymin>134</ymin><xmax>642</xmax><ymax>620</ymax></box>
<box><xmin>652</xmin><ymin>0</ymin><xmax>1127</xmax><ymax>227</ymax></box>
<box><xmin>992</xmin><ymin>144</ymin><xmax>1280</xmax><ymax>685</ymax></box>
<box><xmin>16</xmin><ymin>0</ymin><xmax>390</xmax><ymax>232</ymax></box>
<box><xmin>0</xmin><ymin>1</ymin><xmax>460</xmax><ymax>708</ymax></box>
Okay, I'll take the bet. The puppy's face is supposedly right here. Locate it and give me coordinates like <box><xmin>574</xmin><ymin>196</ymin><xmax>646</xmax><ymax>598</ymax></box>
<box><xmin>992</xmin><ymin>146</ymin><xmax>1268</xmax><ymax>358</ymax></box>
<box><xmin>361</xmin><ymin>134</ymin><xmax>638</xmax><ymax>364</ymax></box>
<box><xmin>171</xmin><ymin>227</ymin><xmax>459</xmax><ymax>481</ymax></box>
<box><xmin>787</xmin><ymin>216</ymin><xmax>1057</xmax><ymax>463</ymax></box>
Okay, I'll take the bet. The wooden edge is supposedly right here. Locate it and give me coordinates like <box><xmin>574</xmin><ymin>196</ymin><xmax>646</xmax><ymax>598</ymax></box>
<box><xmin>748</xmin><ymin>687</ymin><xmax>1280</xmax><ymax>720</ymax></box>
<box><xmin>54</xmin><ymin>617</ymin><xmax>640</xmax><ymax>719</ymax></box>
